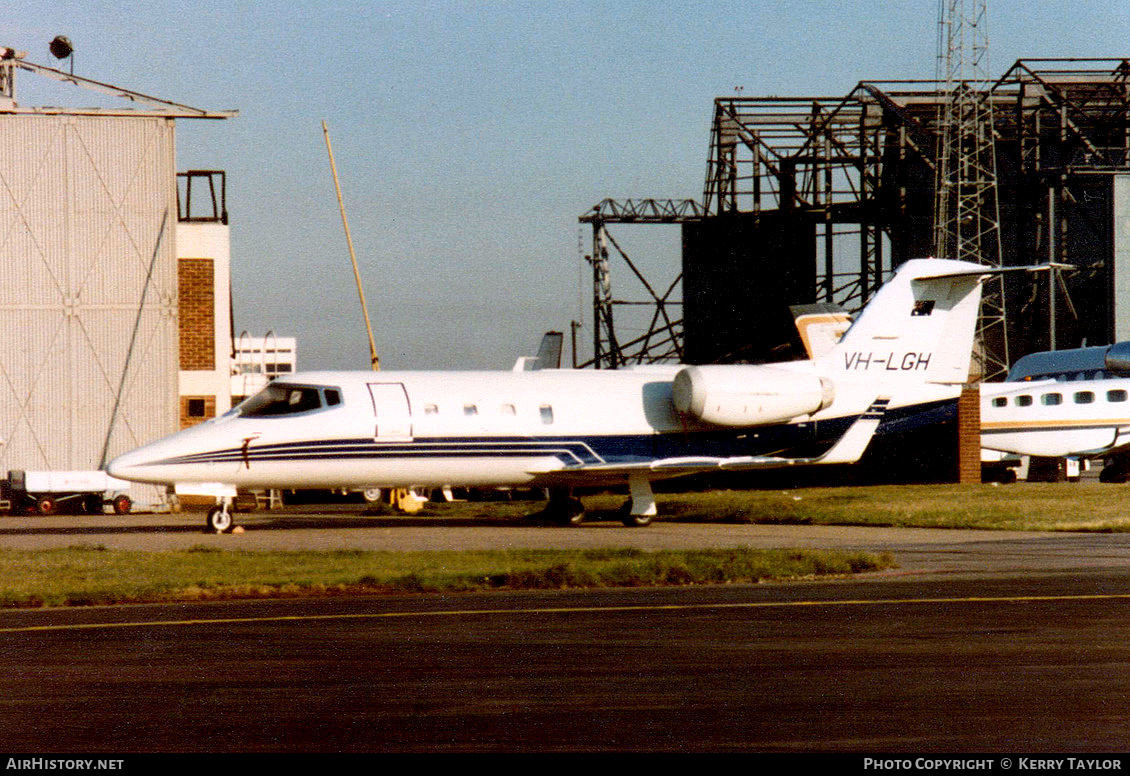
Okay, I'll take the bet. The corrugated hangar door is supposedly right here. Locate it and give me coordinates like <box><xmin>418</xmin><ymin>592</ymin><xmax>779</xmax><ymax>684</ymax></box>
<box><xmin>0</xmin><ymin>114</ymin><xmax>179</xmax><ymax>479</ymax></box>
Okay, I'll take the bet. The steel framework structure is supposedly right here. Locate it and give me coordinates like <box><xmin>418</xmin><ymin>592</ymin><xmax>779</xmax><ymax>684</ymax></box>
<box><xmin>684</xmin><ymin>58</ymin><xmax>1130</xmax><ymax>366</ymax></box>
<box><xmin>576</xmin><ymin>59</ymin><xmax>1130</xmax><ymax>369</ymax></box>
<box><xmin>577</xmin><ymin>198</ymin><xmax>703</xmax><ymax>368</ymax></box>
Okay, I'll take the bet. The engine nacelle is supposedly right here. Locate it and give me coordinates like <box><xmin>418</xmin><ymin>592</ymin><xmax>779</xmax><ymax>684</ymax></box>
<box><xmin>672</xmin><ymin>365</ymin><xmax>835</xmax><ymax>426</ymax></box>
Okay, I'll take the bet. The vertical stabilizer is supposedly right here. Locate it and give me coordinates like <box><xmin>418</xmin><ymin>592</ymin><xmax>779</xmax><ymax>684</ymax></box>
<box><xmin>514</xmin><ymin>331</ymin><xmax>564</xmax><ymax>371</ymax></box>
<box><xmin>534</xmin><ymin>331</ymin><xmax>563</xmax><ymax>370</ymax></box>
<box><xmin>819</xmin><ymin>259</ymin><xmax>986</xmax><ymax>385</ymax></box>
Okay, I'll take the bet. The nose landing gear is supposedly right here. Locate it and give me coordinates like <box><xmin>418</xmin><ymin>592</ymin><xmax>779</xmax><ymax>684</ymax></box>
<box><xmin>206</xmin><ymin>497</ymin><xmax>235</xmax><ymax>533</ymax></box>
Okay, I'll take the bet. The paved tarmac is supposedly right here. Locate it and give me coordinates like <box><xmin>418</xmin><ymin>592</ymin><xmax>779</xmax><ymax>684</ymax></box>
<box><xmin>2</xmin><ymin>504</ymin><xmax>1129</xmax><ymax>578</ymax></box>
<box><xmin>6</xmin><ymin>505</ymin><xmax>1130</xmax><ymax>752</ymax></box>
<box><xmin>4</xmin><ymin>571</ymin><xmax>1130</xmax><ymax>752</ymax></box>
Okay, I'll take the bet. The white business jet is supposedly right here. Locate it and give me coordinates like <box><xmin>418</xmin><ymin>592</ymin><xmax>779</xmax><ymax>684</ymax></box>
<box><xmin>108</xmin><ymin>258</ymin><xmax>989</xmax><ymax>532</ymax></box>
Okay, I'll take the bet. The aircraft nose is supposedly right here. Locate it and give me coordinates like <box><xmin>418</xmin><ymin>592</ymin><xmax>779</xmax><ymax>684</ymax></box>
<box><xmin>107</xmin><ymin>436</ymin><xmax>181</xmax><ymax>483</ymax></box>
<box><xmin>105</xmin><ymin>447</ymin><xmax>149</xmax><ymax>482</ymax></box>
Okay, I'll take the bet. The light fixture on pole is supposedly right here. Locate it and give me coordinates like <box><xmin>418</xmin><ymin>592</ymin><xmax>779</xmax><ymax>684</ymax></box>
<box><xmin>49</xmin><ymin>35</ymin><xmax>73</xmax><ymax>74</ymax></box>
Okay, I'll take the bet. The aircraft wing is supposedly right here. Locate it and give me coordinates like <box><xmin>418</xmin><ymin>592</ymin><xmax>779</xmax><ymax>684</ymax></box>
<box><xmin>532</xmin><ymin>399</ymin><xmax>888</xmax><ymax>482</ymax></box>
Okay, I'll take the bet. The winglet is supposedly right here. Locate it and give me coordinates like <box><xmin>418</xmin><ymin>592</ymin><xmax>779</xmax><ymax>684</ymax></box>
<box><xmin>811</xmin><ymin>397</ymin><xmax>888</xmax><ymax>464</ymax></box>
<box><xmin>714</xmin><ymin>397</ymin><xmax>890</xmax><ymax>469</ymax></box>
<box><xmin>718</xmin><ymin>397</ymin><xmax>888</xmax><ymax>470</ymax></box>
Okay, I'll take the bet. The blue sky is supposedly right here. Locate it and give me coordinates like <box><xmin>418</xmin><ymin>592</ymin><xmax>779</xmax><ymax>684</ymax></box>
<box><xmin>4</xmin><ymin>1</ymin><xmax>1129</xmax><ymax>370</ymax></box>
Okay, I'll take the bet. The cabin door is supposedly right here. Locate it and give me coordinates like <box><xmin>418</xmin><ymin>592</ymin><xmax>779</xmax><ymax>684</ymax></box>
<box><xmin>367</xmin><ymin>382</ymin><xmax>413</xmax><ymax>441</ymax></box>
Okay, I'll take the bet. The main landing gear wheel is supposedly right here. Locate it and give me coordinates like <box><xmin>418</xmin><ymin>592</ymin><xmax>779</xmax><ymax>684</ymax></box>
<box><xmin>533</xmin><ymin>489</ymin><xmax>586</xmax><ymax>526</ymax></box>
<box><xmin>558</xmin><ymin>499</ymin><xmax>586</xmax><ymax>527</ymax></box>
<box><xmin>621</xmin><ymin>511</ymin><xmax>653</xmax><ymax>528</ymax></box>
<box><xmin>552</xmin><ymin>493</ymin><xmax>586</xmax><ymax>526</ymax></box>
<box><xmin>206</xmin><ymin>504</ymin><xmax>233</xmax><ymax>534</ymax></box>
<box><xmin>616</xmin><ymin>499</ymin><xmax>655</xmax><ymax>527</ymax></box>
<box><xmin>620</xmin><ymin>473</ymin><xmax>657</xmax><ymax>527</ymax></box>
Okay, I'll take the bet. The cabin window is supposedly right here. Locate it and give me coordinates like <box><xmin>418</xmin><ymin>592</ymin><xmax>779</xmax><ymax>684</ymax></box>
<box><xmin>464</xmin><ymin>404</ymin><xmax>478</xmax><ymax>416</ymax></box>
<box><xmin>1074</xmin><ymin>391</ymin><xmax>1095</xmax><ymax>404</ymax></box>
<box><xmin>324</xmin><ymin>389</ymin><xmax>341</xmax><ymax>406</ymax></box>
<box><xmin>1041</xmin><ymin>393</ymin><xmax>1063</xmax><ymax>406</ymax></box>
<box><xmin>501</xmin><ymin>404</ymin><xmax>516</xmax><ymax>416</ymax></box>
<box><xmin>1015</xmin><ymin>395</ymin><xmax>1033</xmax><ymax>407</ymax></box>
<box><xmin>991</xmin><ymin>397</ymin><xmax>1007</xmax><ymax>408</ymax></box>
<box><xmin>237</xmin><ymin>384</ymin><xmax>325</xmax><ymax>417</ymax></box>
<box><xmin>539</xmin><ymin>405</ymin><xmax>554</xmax><ymax>424</ymax></box>
<box><xmin>912</xmin><ymin>300</ymin><xmax>935</xmax><ymax>316</ymax></box>
<box><xmin>1108</xmin><ymin>390</ymin><xmax>1128</xmax><ymax>403</ymax></box>
<box><xmin>424</xmin><ymin>404</ymin><xmax>439</xmax><ymax>415</ymax></box>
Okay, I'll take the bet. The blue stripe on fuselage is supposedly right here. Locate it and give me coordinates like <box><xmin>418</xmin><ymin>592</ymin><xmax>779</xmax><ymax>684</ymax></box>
<box><xmin>143</xmin><ymin>399</ymin><xmax>954</xmax><ymax>468</ymax></box>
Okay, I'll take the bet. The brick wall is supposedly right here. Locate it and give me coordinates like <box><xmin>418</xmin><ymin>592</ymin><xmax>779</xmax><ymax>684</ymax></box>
<box><xmin>178</xmin><ymin>258</ymin><xmax>215</xmax><ymax>370</ymax></box>
<box><xmin>957</xmin><ymin>385</ymin><xmax>982</xmax><ymax>483</ymax></box>
<box><xmin>180</xmin><ymin>395</ymin><xmax>216</xmax><ymax>429</ymax></box>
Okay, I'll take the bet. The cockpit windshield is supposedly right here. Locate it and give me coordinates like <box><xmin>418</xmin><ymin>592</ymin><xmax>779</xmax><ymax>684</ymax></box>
<box><xmin>233</xmin><ymin>384</ymin><xmax>338</xmax><ymax>418</ymax></box>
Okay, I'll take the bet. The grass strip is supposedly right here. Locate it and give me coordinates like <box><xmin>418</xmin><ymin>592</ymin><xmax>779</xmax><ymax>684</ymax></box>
<box><xmin>607</xmin><ymin>482</ymin><xmax>1130</xmax><ymax>532</ymax></box>
<box><xmin>390</xmin><ymin>482</ymin><xmax>1130</xmax><ymax>532</ymax></box>
<box><xmin>0</xmin><ymin>546</ymin><xmax>896</xmax><ymax>608</ymax></box>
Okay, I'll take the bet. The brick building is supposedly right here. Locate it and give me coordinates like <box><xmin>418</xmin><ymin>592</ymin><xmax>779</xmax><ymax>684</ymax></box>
<box><xmin>176</xmin><ymin>171</ymin><xmax>234</xmax><ymax>430</ymax></box>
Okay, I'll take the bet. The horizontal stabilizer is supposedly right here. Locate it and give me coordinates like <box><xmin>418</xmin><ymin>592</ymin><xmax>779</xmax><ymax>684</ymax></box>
<box><xmin>913</xmin><ymin>262</ymin><xmax>1075</xmax><ymax>281</ymax></box>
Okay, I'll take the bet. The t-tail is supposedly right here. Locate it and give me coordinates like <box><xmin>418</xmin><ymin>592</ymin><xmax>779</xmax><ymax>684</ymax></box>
<box><xmin>818</xmin><ymin>258</ymin><xmax>987</xmax><ymax>388</ymax></box>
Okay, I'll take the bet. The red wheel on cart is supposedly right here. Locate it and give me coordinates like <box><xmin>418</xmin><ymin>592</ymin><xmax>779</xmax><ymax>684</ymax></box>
<box><xmin>112</xmin><ymin>495</ymin><xmax>132</xmax><ymax>515</ymax></box>
<box><xmin>36</xmin><ymin>497</ymin><xmax>57</xmax><ymax>515</ymax></box>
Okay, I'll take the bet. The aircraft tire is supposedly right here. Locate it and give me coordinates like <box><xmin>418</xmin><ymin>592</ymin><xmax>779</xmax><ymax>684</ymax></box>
<box><xmin>543</xmin><ymin>489</ymin><xmax>585</xmax><ymax>526</ymax></box>
<box><xmin>1100</xmin><ymin>466</ymin><xmax>1128</xmax><ymax>484</ymax></box>
<box><xmin>558</xmin><ymin>511</ymin><xmax>585</xmax><ymax>527</ymax></box>
<box><xmin>616</xmin><ymin>498</ymin><xmax>654</xmax><ymax>527</ymax></box>
<box><xmin>206</xmin><ymin>505</ymin><xmax>233</xmax><ymax>534</ymax></box>
<box><xmin>621</xmin><ymin>513</ymin><xmax>653</xmax><ymax>528</ymax></box>
<box><xmin>555</xmin><ymin>498</ymin><xmax>586</xmax><ymax>527</ymax></box>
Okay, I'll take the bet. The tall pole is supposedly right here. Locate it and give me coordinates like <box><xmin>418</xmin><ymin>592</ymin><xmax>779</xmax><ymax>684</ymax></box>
<box><xmin>934</xmin><ymin>0</ymin><xmax>1008</xmax><ymax>381</ymax></box>
<box><xmin>323</xmin><ymin>120</ymin><xmax>380</xmax><ymax>370</ymax></box>
<box><xmin>1048</xmin><ymin>186</ymin><xmax>1057</xmax><ymax>350</ymax></box>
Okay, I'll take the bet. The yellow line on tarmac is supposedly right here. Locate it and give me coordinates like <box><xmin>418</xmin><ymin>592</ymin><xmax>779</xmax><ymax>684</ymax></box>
<box><xmin>2</xmin><ymin>592</ymin><xmax>1130</xmax><ymax>634</ymax></box>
